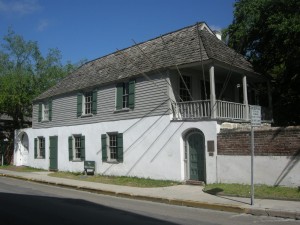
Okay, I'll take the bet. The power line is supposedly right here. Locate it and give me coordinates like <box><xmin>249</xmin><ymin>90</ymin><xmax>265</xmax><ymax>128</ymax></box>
<box><xmin>209</xmin><ymin>35</ymin><xmax>246</xmax><ymax>116</ymax></box>
<box><xmin>150</xmin><ymin>121</ymin><xmax>184</xmax><ymax>163</ymax></box>
<box><xmin>123</xmin><ymin>111</ymin><xmax>169</xmax><ymax>154</ymax></box>
<box><xmin>196</xmin><ymin>22</ymin><xmax>208</xmax><ymax>100</ymax></box>
<box><xmin>131</xmin><ymin>38</ymin><xmax>184</xmax><ymax>102</ymax></box>
<box><xmin>158</xmin><ymin>36</ymin><xmax>193</xmax><ymax>102</ymax></box>
<box><xmin>116</xmin><ymin>47</ymin><xmax>176</xmax><ymax>106</ymax></box>
<box><xmin>126</xmin><ymin>118</ymin><xmax>172</xmax><ymax>175</ymax></box>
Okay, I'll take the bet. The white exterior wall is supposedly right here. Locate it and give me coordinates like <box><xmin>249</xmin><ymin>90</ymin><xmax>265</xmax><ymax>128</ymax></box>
<box><xmin>14</xmin><ymin>115</ymin><xmax>218</xmax><ymax>183</ymax></box>
<box><xmin>217</xmin><ymin>155</ymin><xmax>300</xmax><ymax>187</ymax></box>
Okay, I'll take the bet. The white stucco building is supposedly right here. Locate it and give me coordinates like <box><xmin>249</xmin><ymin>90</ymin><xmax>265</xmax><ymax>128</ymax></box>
<box><xmin>14</xmin><ymin>22</ymin><xmax>276</xmax><ymax>184</ymax></box>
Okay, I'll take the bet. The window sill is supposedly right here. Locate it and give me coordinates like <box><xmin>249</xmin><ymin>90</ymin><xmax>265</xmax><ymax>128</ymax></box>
<box><xmin>80</xmin><ymin>113</ymin><xmax>93</xmax><ymax>118</ymax></box>
<box><xmin>72</xmin><ymin>159</ymin><xmax>83</xmax><ymax>162</ymax></box>
<box><xmin>36</xmin><ymin>157</ymin><xmax>45</xmax><ymax>159</ymax></box>
<box><xmin>114</xmin><ymin>108</ymin><xmax>131</xmax><ymax>113</ymax></box>
<box><xmin>41</xmin><ymin>120</ymin><xmax>49</xmax><ymax>123</ymax></box>
<box><xmin>105</xmin><ymin>160</ymin><xmax>120</xmax><ymax>164</ymax></box>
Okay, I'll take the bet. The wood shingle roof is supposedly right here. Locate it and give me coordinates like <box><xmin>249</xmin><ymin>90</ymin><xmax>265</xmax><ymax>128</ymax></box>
<box><xmin>35</xmin><ymin>23</ymin><xmax>255</xmax><ymax>101</ymax></box>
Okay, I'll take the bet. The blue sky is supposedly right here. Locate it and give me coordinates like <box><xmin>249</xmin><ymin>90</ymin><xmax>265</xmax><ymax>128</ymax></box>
<box><xmin>0</xmin><ymin>0</ymin><xmax>236</xmax><ymax>65</ymax></box>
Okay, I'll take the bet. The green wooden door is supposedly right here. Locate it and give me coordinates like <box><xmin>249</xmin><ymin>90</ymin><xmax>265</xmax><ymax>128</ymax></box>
<box><xmin>49</xmin><ymin>136</ymin><xmax>58</xmax><ymax>171</ymax></box>
<box><xmin>188</xmin><ymin>132</ymin><xmax>205</xmax><ymax>181</ymax></box>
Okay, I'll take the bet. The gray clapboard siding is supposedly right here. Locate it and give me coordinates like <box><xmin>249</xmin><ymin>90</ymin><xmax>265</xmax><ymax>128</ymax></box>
<box><xmin>32</xmin><ymin>73</ymin><xmax>170</xmax><ymax>129</ymax></box>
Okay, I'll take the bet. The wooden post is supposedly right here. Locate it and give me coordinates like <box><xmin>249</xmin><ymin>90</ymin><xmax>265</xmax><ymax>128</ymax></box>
<box><xmin>209</xmin><ymin>65</ymin><xmax>216</xmax><ymax>118</ymax></box>
<box><xmin>243</xmin><ymin>76</ymin><xmax>249</xmax><ymax>120</ymax></box>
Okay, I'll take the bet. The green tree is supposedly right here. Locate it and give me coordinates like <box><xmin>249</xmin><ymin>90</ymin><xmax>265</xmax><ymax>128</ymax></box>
<box><xmin>0</xmin><ymin>29</ymin><xmax>74</xmax><ymax>163</ymax></box>
<box><xmin>0</xmin><ymin>29</ymin><xmax>72</xmax><ymax>127</ymax></box>
<box><xmin>224</xmin><ymin>0</ymin><xmax>300</xmax><ymax>125</ymax></box>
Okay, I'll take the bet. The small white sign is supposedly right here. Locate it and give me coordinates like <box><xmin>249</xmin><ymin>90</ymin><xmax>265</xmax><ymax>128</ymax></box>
<box><xmin>250</xmin><ymin>105</ymin><xmax>261</xmax><ymax>126</ymax></box>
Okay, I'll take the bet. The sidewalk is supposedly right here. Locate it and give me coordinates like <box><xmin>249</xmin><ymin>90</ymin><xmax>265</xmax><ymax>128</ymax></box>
<box><xmin>0</xmin><ymin>169</ymin><xmax>299</xmax><ymax>220</ymax></box>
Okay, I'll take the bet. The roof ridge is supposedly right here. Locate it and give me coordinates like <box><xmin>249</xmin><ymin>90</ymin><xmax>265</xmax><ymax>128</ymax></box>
<box><xmin>79</xmin><ymin>22</ymin><xmax>206</xmax><ymax>66</ymax></box>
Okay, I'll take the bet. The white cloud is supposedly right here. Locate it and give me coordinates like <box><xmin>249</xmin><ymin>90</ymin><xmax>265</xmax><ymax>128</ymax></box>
<box><xmin>0</xmin><ymin>0</ymin><xmax>41</xmax><ymax>15</ymax></box>
<box><xmin>37</xmin><ymin>19</ymin><xmax>49</xmax><ymax>31</ymax></box>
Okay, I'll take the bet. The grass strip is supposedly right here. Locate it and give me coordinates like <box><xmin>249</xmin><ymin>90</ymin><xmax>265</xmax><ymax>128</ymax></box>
<box><xmin>49</xmin><ymin>172</ymin><xmax>180</xmax><ymax>188</ymax></box>
<box><xmin>0</xmin><ymin>165</ymin><xmax>46</xmax><ymax>172</ymax></box>
<box><xmin>204</xmin><ymin>183</ymin><xmax>300</xmax><ymax>201</ymax></box>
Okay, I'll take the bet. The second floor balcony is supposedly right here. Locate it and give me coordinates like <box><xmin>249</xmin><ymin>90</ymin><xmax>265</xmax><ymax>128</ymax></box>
<box><xmin>171</xmin><ymin>100</ymin><xmax>272</xmax><ymax>122</ymax></box>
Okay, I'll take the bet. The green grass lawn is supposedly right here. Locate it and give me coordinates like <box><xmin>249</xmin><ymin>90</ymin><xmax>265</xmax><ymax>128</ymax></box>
<box><xmin>49</xmin><ymin>172</ymin><xmax>181</xmax><ymax>188</ymax></box>
<box><xmin>204</xmin><ymin>183</ymin><xmax>300</xmax><ymax>201</ymax></box>
<box><xmin>0</xmin><ymin>165</ymin><xmax>46</xmax><ymax>172</ymax></box>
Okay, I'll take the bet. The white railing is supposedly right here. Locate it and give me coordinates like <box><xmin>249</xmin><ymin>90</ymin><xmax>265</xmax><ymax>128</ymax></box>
<box><xmin>172</xmin><ymin>100</ymin><xmax>272</xmax><ymax>122</ymax></box>
<box><xmin>172</xmin><ymin>100</ymin><xmax>252</xmax><ymax>121</ymax></box>
<box><xmin>172</xmin><ymin>100</ymin><xmax>211</xmax><ymax>120</ymax></box>
<box><xmin>216</xmin><ymin>100</ymin><xmax>248</xmax><ymax>120</ymax></box>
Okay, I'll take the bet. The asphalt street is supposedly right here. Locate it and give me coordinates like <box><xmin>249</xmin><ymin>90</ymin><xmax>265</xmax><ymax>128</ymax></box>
<box><xmin>0</xmin><ymin>177</ymin><xmax>299</xmax><ymax>225</ymax></box>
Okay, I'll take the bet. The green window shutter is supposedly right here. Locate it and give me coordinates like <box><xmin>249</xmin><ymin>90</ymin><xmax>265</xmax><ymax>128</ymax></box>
<box><xmin>42</xmin><ymin>137</ymin><xmax>46</xmax><ymax>158</ymax></box>
<box><xmin>38</xmin><ymin>103</ymin><xmax>42</xmax><ymax>122</ymax></box>
<box><xmin>68</xmin><ymin>136</ymin><xmax>73</xmax><ymax>161</ymax></box>
<box><xmin>101</xmin><ymin>134</ymin><xmax>107</xmax><ymax>162</ymax></box>
<box><xmin>80</xmin><ymin>136</ymin><xmax>85</xmax><ymax>161</ymax></box>
<box><xmin>48</xmin><ymin>99</ymin><xmax>52</xmax><ymax>121</ymax></box>
<box><xmin>116</xmin><ymin>83</ymin><xmax>123</xmax><ymax>110</ymax></box>
<box><xmin>129</xmin><ymin>80</ymin><xmax>135</xmax><ymax>109</ymax></box>
<box><xmin>92</xmin><ymin>89</ymin><xmax>97</xmax><ymax>114</ymax></box>
<box><xmin>77</xmin><ymin>93</ymin><xmax>83</xmax><ymax>117</ymax></box>
<box><xmin>117</xmin><ymin>133</ymin><xmax>123</xmax><ymax>162</ymax></box>
<box><xmin>34</xmin><ymin>138</ymin><xmax>37</xmax><ymax>159</ymax></box>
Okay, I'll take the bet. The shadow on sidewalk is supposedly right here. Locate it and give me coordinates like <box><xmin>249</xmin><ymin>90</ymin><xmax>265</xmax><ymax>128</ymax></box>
<box><xmin>204</xmin><ymin>188</ymin><xmax>250</xmax><ymax>205</ymax></box>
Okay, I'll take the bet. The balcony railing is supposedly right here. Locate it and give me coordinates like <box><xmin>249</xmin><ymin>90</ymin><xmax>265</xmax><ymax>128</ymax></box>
<box><xmin>172</xmin><ymin>100</ymin><xmax>272</xmax><ymax>122</ymax></box>
<box><xmin>172</xmin><ymin>100</ymin><xmax>211</xmax><ymax>120</ymax></box>
<box><xmin>216</xmin><ymin>101</ymin><xmax>247</xmax><ymax>120</ymax></box>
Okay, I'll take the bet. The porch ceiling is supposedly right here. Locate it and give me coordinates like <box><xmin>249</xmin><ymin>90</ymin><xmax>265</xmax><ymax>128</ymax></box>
<box><xmin>177</xmin><ymin>62</ymin><xmax>268</xmax><ymax>83</ymax></box>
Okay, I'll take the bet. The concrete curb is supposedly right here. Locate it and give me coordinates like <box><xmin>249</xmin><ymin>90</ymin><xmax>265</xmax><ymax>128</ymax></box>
<box><xmin>245</xmin><ymin>208</ymin><xmax>300</xmax><ymax>220</ymax></box>
<box><xmin>1</xmin><ymin>173</ymin><xmax>299</xmax><ymax>220</ymax></box>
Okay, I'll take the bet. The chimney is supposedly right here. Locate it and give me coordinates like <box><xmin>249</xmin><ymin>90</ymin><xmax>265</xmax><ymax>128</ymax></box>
<box><xmin>213</xmin><ymin>30</ymin><xmax>222</xmax><ymax>41</ymax></box>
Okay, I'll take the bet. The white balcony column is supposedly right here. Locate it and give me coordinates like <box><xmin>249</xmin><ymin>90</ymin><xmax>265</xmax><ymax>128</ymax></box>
<box><xmin>242</xmin><ymin>75</ymin><xmax>249</xmax><ymax>120</ymax></box>
<box><xmin>209</xmin><ymin>65</ymin><xmax>217</xmax><ymax>118</ymax></box>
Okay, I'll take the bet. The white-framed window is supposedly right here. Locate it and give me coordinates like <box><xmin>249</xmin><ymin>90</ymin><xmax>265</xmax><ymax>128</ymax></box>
<box><xmin>77</xmin><ymin>90</ymin><xmax>97</xmax><ymax>117</ymax></box>
<box><xmin>122</xmin><ymin>83</ymin><xmax>129</xmax><ymax>108</ymax></box>
<box><xmin>179</xmin><ymin>75</ymin><xmax>192</xmax><ymax>102</ymax></box>
<box><xmin>68</xmin><ymin>135</ymin><xmax>85</xmax><ymax>161</ymax></box>
<box><xmin>83</xmin><ymin>91</ymin><xmax>92</xmax><ymax>115</ymax></box>
<box><xmin>116</xmin><ymin>80</ymin><xmax>135</xmax><ymax>110</ymax></box>
<box><xmin>109</xmin><ymin>134</ymin><xmax>118</xmax><ymax>161</ymax></box>
<box><xmin>34</xmin><ymin>137</ymin><xmax>45</xmax><ymax>159</ymax></box>
<box><xmin>74</xmin><ymin>136</ymin><xmax>81</xmax><ymax>160</ymax></box>
<box><xmin>43</xmin><ymin>103</ymin><xmax>49</xmax><ymax>121</ymax></box>
<box><xmin>38</xmin><ymin>137</ymin><xmax>45</xmax><ymax>158</ymax></box>
<box><xmin>38</xmin><ymin>100</ymin><xmax>52</xmax><ymax>122</ymax></box>
<box><xmin>101</xmin><ymin>132</ymin><xmax>123</xmax><ymax>163</ymax></box>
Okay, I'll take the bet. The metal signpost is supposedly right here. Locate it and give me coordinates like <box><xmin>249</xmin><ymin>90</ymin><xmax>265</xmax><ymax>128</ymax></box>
<box><xmin>250</xmin><ymin>105</ymin><xmax>261</xmax><ymax>205</ymax></box>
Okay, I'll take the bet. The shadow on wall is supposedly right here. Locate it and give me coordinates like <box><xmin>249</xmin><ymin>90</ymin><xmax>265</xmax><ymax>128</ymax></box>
<box><xmin>271</xmin><ymin>127</ymin><xmax>286</xmax><ymax>140</ymax></box>
<box><xmin>274</xmin><ymin>148</ymin><xmax>300</xmax><ymax>186</ymax></box>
